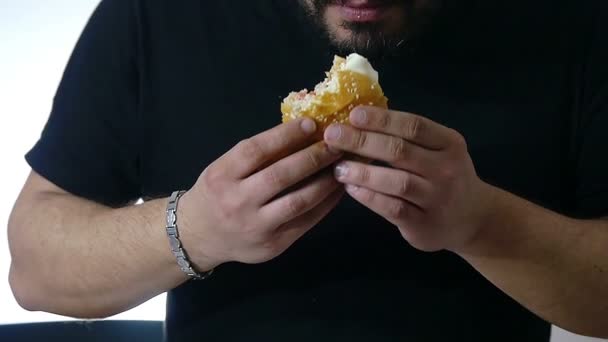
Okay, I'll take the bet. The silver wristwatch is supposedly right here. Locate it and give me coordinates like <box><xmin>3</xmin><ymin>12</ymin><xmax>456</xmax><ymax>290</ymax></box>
<box><xmin>166</xmin><ymin>190</ymin><xmax>213</xmax><ymax>280</ymax></box>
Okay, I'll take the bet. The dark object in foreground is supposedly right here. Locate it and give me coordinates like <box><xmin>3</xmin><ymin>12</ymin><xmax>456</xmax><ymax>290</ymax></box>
<box><xmin>0</xmin><ymin>320</ymin><xmax>162</xmax><ymax>342</ymax></box>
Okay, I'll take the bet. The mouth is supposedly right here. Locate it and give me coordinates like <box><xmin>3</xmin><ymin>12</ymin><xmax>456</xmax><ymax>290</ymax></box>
<box><xmin>330</xmin><ymin>0</ymin><xmax>397</xmax><ymax>23</ymax></box>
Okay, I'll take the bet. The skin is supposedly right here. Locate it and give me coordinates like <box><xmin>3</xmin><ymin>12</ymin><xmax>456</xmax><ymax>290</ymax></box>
<box><xmin>8</xmin><ymin>119</ymin><xmax>344</xmax><ymax>318</ymax></box>
<box><xmin>324</xmin><ymin>107</ymin><xmax>608</xmax><ymax>337</ymax></box>
<box><xmin>308</xmin><ymin>1</ymin><xmax>608</xmax><ymax>335</ymax></box>
<box><xmin>301</xmin><ymin>0</ymin><xmax>441</xmax><ymax>54</ymax></box>
<box><xmin>8</xmin><ymin>0</ymin><xmax>608</xmax><ymax>338</ymax></box>
<box><xmin>315</xmin><ymin>1</ymin><xmax>407</xmax><ymax>42</ymax></box>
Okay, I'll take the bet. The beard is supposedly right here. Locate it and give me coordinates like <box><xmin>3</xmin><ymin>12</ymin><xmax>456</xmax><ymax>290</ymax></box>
<box><xmin>300</xmin><ymin>0</ymin><xmax>442</xmax><ymax>59</ymax></box>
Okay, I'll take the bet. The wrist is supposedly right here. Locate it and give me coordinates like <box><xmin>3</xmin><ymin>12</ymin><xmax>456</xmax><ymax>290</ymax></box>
<box><xmin>452</xmin><ymin>182</ymin><xmax>508</xmax><ymax>258</ymax></box>
<box><xmin>174</xmin><ymin>191</ymin><xmax>225</xmax><ymax>272</ymax></box>
<box><xmin>455</xmin><ymin>182</ymin><xmax>565</xmax><ymax>261</ymax></box>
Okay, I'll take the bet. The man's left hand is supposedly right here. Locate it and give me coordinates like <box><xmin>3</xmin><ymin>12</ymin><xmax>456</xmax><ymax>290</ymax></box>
<box><xmin>324</xmin><ymin>106</ymin><xmax>495</xmax><ymax>252</ymax></box>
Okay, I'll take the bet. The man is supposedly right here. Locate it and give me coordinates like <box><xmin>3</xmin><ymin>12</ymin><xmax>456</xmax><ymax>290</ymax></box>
<box><xmin>7</xmin><ymin>0</ymin><xmax>608</xmax><ymax>341</ymax></box>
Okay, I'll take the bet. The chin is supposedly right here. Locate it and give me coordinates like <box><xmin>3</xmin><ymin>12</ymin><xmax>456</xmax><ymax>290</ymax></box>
<box><xmin>327</xmin><ymin>24</ymin><xmax>408</xmax><ymax>58</ymax></box>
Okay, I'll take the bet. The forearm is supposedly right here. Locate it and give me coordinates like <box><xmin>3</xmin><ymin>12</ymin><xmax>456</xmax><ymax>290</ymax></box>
<box><xmin>8</xmin><ymin>191</ymin><xmax>190</xmax><ymax>318</ymax></box>
<box><xmin>458</xmin><ymin>185</ymin><xmax>608</xmax><ymax>337</ymax></box>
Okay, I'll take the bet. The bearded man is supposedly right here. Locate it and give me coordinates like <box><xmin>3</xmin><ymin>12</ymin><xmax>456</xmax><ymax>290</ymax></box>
<box><xmin>8</xmin><ymin>1</ymin><xmax>608</xmax><ymax>341</ymax></box>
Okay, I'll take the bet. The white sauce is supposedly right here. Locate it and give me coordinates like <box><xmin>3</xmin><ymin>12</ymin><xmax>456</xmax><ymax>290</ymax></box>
<box><xmin>343</xmin><ymin>53</ymin><xmax>379</xmax><ymax>83</ymax></box>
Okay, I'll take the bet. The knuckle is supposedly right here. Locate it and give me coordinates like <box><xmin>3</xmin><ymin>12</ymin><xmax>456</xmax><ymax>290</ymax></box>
<box><xmin>388</xmin><ymin>137</ymin><xmax>406</xmax><ymax>161</ymax></box>
<box><xmin>262</xmin><ymin>168</ymin><xmax>284</xmax><ymax>188</ymax></box>
<box><xmin>354</xmin><ymin>131</ymin><xmax>368</xmax><ymax>149</ymax></box>
<box><xmin>360</xmin><ymin>188</ymin><xmax>376</xmax><ymax>203</ymax></box>
<box><xmin>399</xmin><ymin>228</ymin><xmax>411</xmax><ymax>242</ymax></box>
<box><xmin>285</xmin><ymin>194</ymin><xmax>308</xmax><ymax>217</ymax></box>
<box><xmin>259</xmin><ymin>238</ymin><xmax>286</xmax><ymax>258</ymax></box>
<box><xmin>405</xmin><ymin>116</ymin><xmax>424</xmax><ymax>140</ymax></box>
<box><xmin>451</xmin><ymin>130</ymin><xmax>468</xmax><ymax>151</ymax></box>
<box><xmin>238</xmin><ymin>138</ymin><xmax>265</xmax><ymax>162</ymax></box>
<box><xmin>273</xmin><ymin>129</ymin><xmax>292</xmax><ymax>146</ymax></box>
<box><xmin>378</xmin><ymin>110</ymin><xmax>392</xmax><ymax>129</ymax></box>
<box><xmin>248</xmin><ymin>229</ymin><xmax>272</xmax><ymax>247</ymax></box>
<box><xmin>355</xmin><ymin>166</ymin><xmax>371</xmax><ymax>185</ymax></box>
<box><xmin>387</xmin><ymin>200</ymin><xmax>407</xmax><ymax>220</ymax></box>
<box><xmin>305</xmin><ymin>148</ymin><xmax>323</xmax><ymax>169</ymax></box>
<box><xmin>397</xmin><ymin>174</ymin><xmax>411</xmax><ymax>197</ymax></box>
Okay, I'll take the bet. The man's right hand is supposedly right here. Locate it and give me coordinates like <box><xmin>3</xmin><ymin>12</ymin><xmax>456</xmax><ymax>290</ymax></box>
<box><xmin>179</xmin><ymin>118</ymin><xmax>344</xmax><ymax>270</ymax></box>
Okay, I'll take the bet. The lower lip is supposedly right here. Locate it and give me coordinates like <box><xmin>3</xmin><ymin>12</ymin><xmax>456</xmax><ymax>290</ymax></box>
<box><xmin>336</xmin><ymin>5</ymin><xmax>390</xmax><ymax>22</ymax></box>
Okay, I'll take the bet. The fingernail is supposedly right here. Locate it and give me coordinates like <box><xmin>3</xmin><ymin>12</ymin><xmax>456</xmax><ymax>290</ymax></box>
<box><xmin>351</xmin><ymin>108</ymin><xmax>367</xmax><ymax>125</ymax></box>
<box><xmin>345</xmin><ymin>184</ymin><xmax>359</xmax><ymax>192</ymax></box>
<box><xmin>301</xmin><ymin>118</ymin><xmax>317</xmax><ymax>134</ymax></box>
<box><xmin>325</xmin><ymin>124</ymin><xmax>342</xmax><ymax>141</ymax></box>
<box><xmin>334</xmin><ymin>163</ymin><xmax>349</xmax><ymax>179</ymax></box>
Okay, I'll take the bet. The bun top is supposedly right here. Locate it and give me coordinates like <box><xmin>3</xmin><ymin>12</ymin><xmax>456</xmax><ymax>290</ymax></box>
<box><xmin>280</xmin><ymin>53</ymin><xmax>388</xmax><ymax>129</ymax></box>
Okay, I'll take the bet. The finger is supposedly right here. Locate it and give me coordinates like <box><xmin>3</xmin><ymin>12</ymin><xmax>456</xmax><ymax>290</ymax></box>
<box><xmin>259</xmin><ymin>171</ymin><xmax>342</xmax><ymax>226</ymax></box>
<box><xmin>324</xmin><ymin>124</ymin><xmax>437</xmax><ymax>174</ymax></box>
<box><xmin>246</xmin><ymin>142</ymin><xmax>343</xmax><ymax>203</ymax></box>
<box><xmin>273</xmin><ymin>187</ymin><xmax>345</xmax><ymax>247</ymax></box>
<box><xmin>220</xmin><ymin>118</ymin><xmax>318</xmax><ymax>179</ymax></box>
<box><xmin>349</xmin><ymin>107</ymin><xmax>456</xmax><ymax>150</ymax></box>
<box><xmin>345</xmin><ymin>185</ymin><xmax>422</xmax><ymax>227</ymax></box>
<box><xmin>334</xmin><ymin>162</ymin><xmax>432</xmax><ymax>208</ymax></box>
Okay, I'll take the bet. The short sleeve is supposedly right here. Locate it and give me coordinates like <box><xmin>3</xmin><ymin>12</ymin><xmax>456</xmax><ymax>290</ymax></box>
<box><xmin>25</xmin><ymin>0</ymin><xmax>141</xmax><ymax>207</ymax></box>
<box><xmin>571</xmin><ymin>0</ymin><xmax>608</xmax><ymax>218</ymax></box>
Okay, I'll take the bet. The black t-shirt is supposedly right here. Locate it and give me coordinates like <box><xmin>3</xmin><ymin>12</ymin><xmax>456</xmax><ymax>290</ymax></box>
<box><xmin>26</xmin><ymin>0</ymin><xmax>608</xmax><ymax>341</ymax></box>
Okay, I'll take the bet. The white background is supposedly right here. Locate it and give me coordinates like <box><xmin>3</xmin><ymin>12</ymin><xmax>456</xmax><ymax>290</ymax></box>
<box><xmin>0</xmin><ymin>1</ymin><xmax>604</xmax><ymax>341</ymax></box>
<box><xmin>0</xmin><ymin>0</ymin><xmax>165</xmax><ymax>324</ymax></box>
